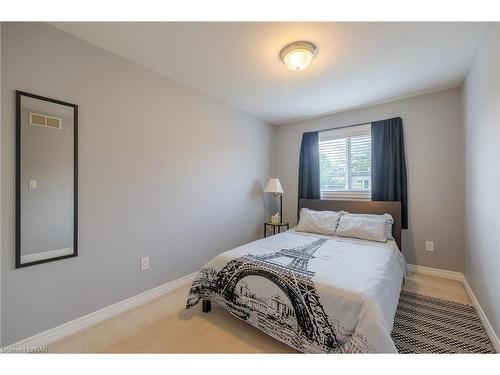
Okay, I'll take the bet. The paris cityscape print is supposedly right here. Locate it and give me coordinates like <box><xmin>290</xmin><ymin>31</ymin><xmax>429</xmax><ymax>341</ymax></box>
<box><xmin>187</xmin><ymin>237</ymin><xmax>371</xmax><ymax>353</ymax></box>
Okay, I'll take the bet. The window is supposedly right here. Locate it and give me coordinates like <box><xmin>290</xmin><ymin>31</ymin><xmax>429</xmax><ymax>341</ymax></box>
<box><xmin>319</xmin><ymin>124</ymin><xmax>371</xmax><ymax>200</ymax></box>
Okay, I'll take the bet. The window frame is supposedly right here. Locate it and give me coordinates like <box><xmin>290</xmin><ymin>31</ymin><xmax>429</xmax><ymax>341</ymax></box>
<box><xmin>318</xmin><ymin>124</ymin><xmax>372</xmax><ymax>201</ymax></box>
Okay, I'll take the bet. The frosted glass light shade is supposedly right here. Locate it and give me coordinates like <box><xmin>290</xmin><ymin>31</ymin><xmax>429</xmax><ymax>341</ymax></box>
<box><xmin>280</xmin><ymin>41</ymin><xmax>318</xmax><ymax>71</ymax></box>
<box><xmin>264</xmin><ymin>178</ymin><xmax>284</xmax><ymax>194</ymax></box>
<box><xmin>283</xmin><ymin>49</ymin><xmax>313</xmax><ymax>71</ymax></box>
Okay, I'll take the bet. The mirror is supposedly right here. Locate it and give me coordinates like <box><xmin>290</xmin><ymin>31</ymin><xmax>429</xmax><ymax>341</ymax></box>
<box><xmin>16</xmin><ymin>91</ymin><xmax>78</xmax><ymax>268</ymax></box>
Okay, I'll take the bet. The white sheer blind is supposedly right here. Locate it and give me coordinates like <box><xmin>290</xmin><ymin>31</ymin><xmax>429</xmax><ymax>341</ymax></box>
<box><xmin>319</xmin><ymin>124</ymin><xmax>371</xmax><ymax>200</ymax></box>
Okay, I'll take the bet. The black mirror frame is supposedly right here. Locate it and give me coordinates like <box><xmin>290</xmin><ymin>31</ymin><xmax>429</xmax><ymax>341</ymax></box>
<box><xmin>15</xmin><ymin>90</ymin><xmax>78</xmax><ymax>268</ymax></box>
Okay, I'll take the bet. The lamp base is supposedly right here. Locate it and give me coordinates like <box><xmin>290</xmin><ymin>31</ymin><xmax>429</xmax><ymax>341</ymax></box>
<box><xmin>280</xmin><ymin>193</ymin><xmax>283</xmax><ymax>222</ymax></box>
<box><xmin>271</xmin><ymin>192</ymin><xmax>284</xmax><ymax>224</ymax></box>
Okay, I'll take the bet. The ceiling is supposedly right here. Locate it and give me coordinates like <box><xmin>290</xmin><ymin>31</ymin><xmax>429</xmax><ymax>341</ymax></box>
<box><xmin>51</xmin><ymin>22</ymin><xmax>488</xmax><ymax>125</ymax></box>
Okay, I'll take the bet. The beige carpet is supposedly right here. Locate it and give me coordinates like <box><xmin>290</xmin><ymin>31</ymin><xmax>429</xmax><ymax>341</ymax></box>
<box><xmin>48</xmin><ymin>273</ymin><xmax>470</xmax><ymax>353</ymax></box>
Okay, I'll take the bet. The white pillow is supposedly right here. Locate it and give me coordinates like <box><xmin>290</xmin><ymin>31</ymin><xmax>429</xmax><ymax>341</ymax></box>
<box><xmin>336</xmin><ymin>214</ymin><xmax>389</xmax><ymax>242</ymax></box>
<box><xmin>296</xmin><ymin>208</ymin><xmax>344</xmax><ymax>235</ymax></box>
<box><xmin>342</xmin><ymin>212</ymin><xmax>394</xmax><ymax>240</ymax></box>
<box><xmin>337</xmin><ymin>214</ymin><xmax>394</xmax><ymax>242</ymax></box>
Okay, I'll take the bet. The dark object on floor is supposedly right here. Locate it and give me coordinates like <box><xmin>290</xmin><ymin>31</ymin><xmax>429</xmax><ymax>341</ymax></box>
<box><xmin>392</xmin><ymin>290</ymin><xmax>496</xmax><ymax>353</ymax></box>
<box><xmin>202</xmin><ymin>299</ymin><xmax>211</xmax><ymax>313</ymax></box>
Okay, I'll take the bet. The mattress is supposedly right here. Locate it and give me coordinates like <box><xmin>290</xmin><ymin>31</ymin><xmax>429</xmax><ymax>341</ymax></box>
<box><xmin>186</xmin><ymin>229</ymin><xmax>406</xmax><ymax>353</ymax></box>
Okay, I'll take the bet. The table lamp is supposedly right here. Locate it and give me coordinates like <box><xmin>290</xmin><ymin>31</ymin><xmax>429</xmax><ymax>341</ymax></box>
<box><xmin>264</xmin><ymin>178</ymin><xmax>284</xmax><ymax>224</ymax></box>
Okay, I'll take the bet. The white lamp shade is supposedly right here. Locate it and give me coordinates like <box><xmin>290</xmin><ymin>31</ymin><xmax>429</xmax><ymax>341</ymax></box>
<box><xmin>264</xmin><ymin>178</ymin><xmax>284</xmax><ymax>194</ymax></box>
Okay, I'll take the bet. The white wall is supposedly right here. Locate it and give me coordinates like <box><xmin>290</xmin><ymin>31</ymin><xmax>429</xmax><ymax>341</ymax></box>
<box><xmin>463</xmin><ymin>23</ymin><xmax>500</xmax><ymax>338</ymax></box>
<box><xmin>1</xmin><ymin>22</ymin><xmax>273</xmax><ymax>345</ymax></box>
<box><xmin>272</xmin><ymin>88</ymin><xmax>465</xmax><ymax>271</ymax></box>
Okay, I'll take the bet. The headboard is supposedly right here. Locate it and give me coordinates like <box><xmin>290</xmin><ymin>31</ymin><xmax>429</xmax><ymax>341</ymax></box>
<box><xmin>298</xmin><ymin>199</ymin><xmax>402</xmax><ymax>250</ymax></box>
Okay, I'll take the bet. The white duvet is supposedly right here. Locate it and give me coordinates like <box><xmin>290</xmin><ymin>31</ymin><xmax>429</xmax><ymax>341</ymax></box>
<box><xmin>186</xmin><ymin>229</ymin><xmax>406</xmax><ymax>353</ymax></box>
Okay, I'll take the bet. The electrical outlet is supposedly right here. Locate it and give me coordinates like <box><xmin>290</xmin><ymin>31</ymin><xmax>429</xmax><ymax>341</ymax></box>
<box><xmin>425</xmin><ymin>241</ymin><xmax>434</xmax><ymax>252</ymax></box>
<box><xmin>140</xmin><ymin>256</ymin><xmax>150</xmax><ymax>271</ymax></box>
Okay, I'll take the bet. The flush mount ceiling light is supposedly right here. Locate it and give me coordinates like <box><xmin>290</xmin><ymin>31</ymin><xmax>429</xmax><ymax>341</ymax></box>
<box><xmin>280</xmin><ymin>41</ymin><xmax>318</xmax><ymax>71</ymax></box>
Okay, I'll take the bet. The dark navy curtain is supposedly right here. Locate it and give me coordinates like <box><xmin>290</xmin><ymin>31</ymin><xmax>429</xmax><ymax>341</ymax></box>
<box><xmin>371</xmin><ymin>117</ymin><xmax>408</xmax><ymax>229</ymax></box>
<box><xmin>298</xmin><ymin>131</ymin><xmax>320</xmax><ymax>203</ymax></box>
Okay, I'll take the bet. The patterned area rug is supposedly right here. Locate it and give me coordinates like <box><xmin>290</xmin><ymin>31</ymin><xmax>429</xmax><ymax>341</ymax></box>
<box><xmin>392</xmin><ymin>290</ymin><xmax>496</xmax><ymax>353</ymax></box>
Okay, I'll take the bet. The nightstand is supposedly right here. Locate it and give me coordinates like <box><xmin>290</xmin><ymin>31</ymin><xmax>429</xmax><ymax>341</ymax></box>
<box><xmin>264</xmin><ymin>222</ymin><xmax>290</xmax><ymax>238</ymax></box>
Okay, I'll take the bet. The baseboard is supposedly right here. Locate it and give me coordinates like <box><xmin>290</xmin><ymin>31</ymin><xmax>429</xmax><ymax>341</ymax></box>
<box><xmin>7</xmin><ymin>271</ymin><xmax>197</xmax><ymax>349</ymax></box>
<box><xmin>461</xmin><ymin>276</ymin><xmax>500</xmax><ymax>352</ymax></box>
<box><xmin>407</xmin><ymin>264</ymin><xmax>463</xmax><ymax>281</ymax></box>
<box><xmin>408</xmin><ymin>263</ymin><xmax>500</xmax><ymax>352</ymax></box>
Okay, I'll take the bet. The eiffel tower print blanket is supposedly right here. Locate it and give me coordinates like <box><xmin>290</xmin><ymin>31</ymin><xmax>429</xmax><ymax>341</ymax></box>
<box><xmin>186</xmin><ymin>229</ymin><xmax>406</xmax><ymax>353</ymax></box>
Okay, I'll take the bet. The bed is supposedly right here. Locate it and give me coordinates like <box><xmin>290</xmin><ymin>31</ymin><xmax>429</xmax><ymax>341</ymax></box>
<box><xmin>186</xmin><ymin>199</ymin><xmax>406</xmax><ymax>353</ymax></box>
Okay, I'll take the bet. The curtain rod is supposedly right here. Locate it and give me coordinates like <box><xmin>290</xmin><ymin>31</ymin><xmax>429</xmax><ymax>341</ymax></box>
<box><xmin>305</xmin><ymin>116</ymin><xmax>401</xmax><ymax>134</ymax></box>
